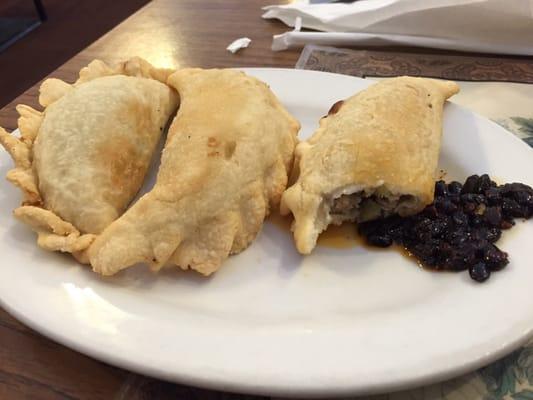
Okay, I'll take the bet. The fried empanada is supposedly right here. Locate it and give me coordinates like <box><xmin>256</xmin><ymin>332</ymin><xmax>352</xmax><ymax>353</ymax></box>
<box><xmin>0</xmin><ymin>57</ymin><xmax>179</xmax><ymax>256</ymax></box>
<box><xmin>88</xmin><ymin>68</ymin><xmax>299</xmax><ymax>276</ymax></box>
<box><xmin>280</xmin><ymin>77</ymin><xmax>459</xmax><ymax>254</ymax></box>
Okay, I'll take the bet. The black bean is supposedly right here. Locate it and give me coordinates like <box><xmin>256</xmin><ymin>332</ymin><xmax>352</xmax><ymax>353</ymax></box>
<box><xmin>516</xmin><ymin>191</ymin><xmax>533</xmax><ymax>214</ymax></box>
<box><xmin>435</xmin><ymin>197</ymin><xmax>458</xmax><ymax>214</ymax></box>
<box><xmin>483</xmin><ymin>244</ymin><xmax>509</xmax><ymax>271</ymax></box>
<box><xmin>448</xmin><ymin>248</ymin><xmax>476</xmax><ymax>271</ymax></box>
<box><xmin>446</xmin><ymin>228</ymin><xmax>468</xmax><ymax>246</ymax></box>
<box><xmin>502</xmin><ymin>198</ymin><xmax>525</xmax><ymax>218</ymax></box>
<box><xmin>484</xmin><ymin>187</ymin><xmax>501</xmax><ymax>205</ymax></box>
<box><xmin>461</xmin><ymin>193</ymin><xmax>476</xmax><ymax>203</ymax></box>
<box><xmin>473</xmin><ymin>240</ymin><xmax>490</xmax><ymax>258</ymax></box>
<box><xmin>514</xmin><ymin>191</ymin><xmax>532</xmax><ymax>206</ymax></box>
<box><xmin>423</xmin><ymin>204</ymin><xmax>438</xmax><ymax>217</ymax></box>
<box><xmin>501</xmin><ymin>182</ymin><xmax>533</xmax><ymax>195</ymax></box>
<box><xmin>448</xmin><ymin>181</ymin><xmax>463</xmax><ymax>195</ymax></box>
<box><xmin>484</xmin><ymin>206</ymin><xmax>502</xmax><ymax>226</ymax></box>
<box><xmin>410</xmin><ymin>244</ymin><xmax>437</xmax><ymax>267</ymax></box>
<box><xmin>367</xmin><ymin>234</ymin><xmax>393</xmax><ymax>247</ymax></box>
<box><xmin>463</xmin><ymin>202</ymin><xmax>477</xmax><ymax>214</ymax></box>
<box><xmin>477</xmin><ymin>174</ymin><xmax>496</xmax><ymax>193</ymax></box>
<box><xmin>429</xmin><ymin>220</ymin><xmax>448</xmax><ymax>238</ymax></box>
<box><xmin>461</xmin><ymin>193</ymin><xmax>486</xmax><ymax>205</ymax></box>
<box><xmin>470</xmin><ymin>214</ymin><xmax>483</xmax><ymax>227</ymax></box>
<box><xmin>452</xmin><ymin>211</ymin><xmax>468</xmax><ymax>226</ymax></box>
<box><xmin>414</xmin><ymin>217</ymin><xmax>432</xmax><ymax>229</ymax></box>
<box><xmin>435</xmin><ymin>180</ymin><xmax>448</xmax><ymax>196</ymax></box>
<box><xmin>470</xmin><ymin>228</ymin><xmax>487</xmax><ymax>242</ymax></box>
<box><xmin>388</xmin><ymin>225</ymin><xmax>404</xmax><ymax>241</ymax></box>
<box><xmin>448</xmin><ymin>194</ymin><xmax>461</xmax><ymax>204</ymax></box>
<box><xmin>435</xmin><ymin>242</ymin><xmax>452</xmax><ymax>259</ymax></box>
<box><xmin>415</xmin><ymin>231</ymin><xmax>432</xmax><ymax>243</ymax></box>
<box><xmin>486</xmin><ymin>228</ymin><xmax>501</xmax><ymax>242</ymax></box>
<box><xmin>422</xmin><ymin>256</ymin><xmax>438</xmax><ymax>268</ymax></box>
<box><xmin>407</xmin><ymin>243</ymin><xmax>427</xmax><ymax>258</ymax></box>
<box><xmin>469</xmin><ymin>262</ymin><xmax>491</xmax><ymax>282</ymax></box>
<box><xmin>500</xmin><ymin>219</ymin><xmax>515</xmax><ymax>229</ymax></box>
<box><xmin>461</xmin><ymin>175</ymin><xmax>480</xmax><ymax>194</ymax></box>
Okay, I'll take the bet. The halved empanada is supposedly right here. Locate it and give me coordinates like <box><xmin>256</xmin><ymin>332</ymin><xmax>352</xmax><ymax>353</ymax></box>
<box><xmin>280</xmin><ymin>77</ymin><xmax>459</xmax><ymax>254</ymax></box>
<box><xmin>0</xmin><ymin>57</ymin><xmax>179</xmax><ymax>256</ymax></box>
<box><xmin>88</xmin><ymin>68</ymin><xmax>300</xmax><ymax>276</ymax></box>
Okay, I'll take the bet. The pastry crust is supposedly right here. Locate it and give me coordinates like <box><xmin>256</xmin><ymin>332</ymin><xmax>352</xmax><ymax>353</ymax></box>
<box><xmin>0</xmin><ymin>57</ymin><xmax>179</xmax><ymax>256</ymax></box>
<box><xmin>280</xmin><ymin>77</ymin><xmax>459</xmax><ymax>254</ymax></box>
<box><xmin>88</xmin><ymin>68</ymin><xmax>300</xmax><ymax>276</ymax></box>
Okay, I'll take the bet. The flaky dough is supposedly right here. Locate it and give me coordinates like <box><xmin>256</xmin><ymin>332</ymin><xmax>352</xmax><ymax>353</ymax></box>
<box><xmin>281</xmin><ymin>77</ymin><xmax>459</xmax><ymax>254</ymax></box>
<box><xmin>89</xmin><ymin>68</ymin><xmax>300</xmax><ymax>276</ymax></box>
<box><xmin>0</xmin><ymin>57</ymin><xmax>179</xmax><ymax>256</ymax></box>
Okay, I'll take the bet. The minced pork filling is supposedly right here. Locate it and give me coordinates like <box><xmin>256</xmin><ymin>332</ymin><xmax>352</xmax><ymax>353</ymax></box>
<box><xmin>330</xmin><ymin>189</ymin><xmax>414</xmax><ymax>222</ymax></box>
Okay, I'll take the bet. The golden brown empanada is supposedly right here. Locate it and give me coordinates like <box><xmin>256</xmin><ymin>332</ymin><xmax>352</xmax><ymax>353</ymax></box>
<box><xmin>280</xmin><ymin>76</ymin><xmax>459</xmax><ymax>254</ymax></box>
<box><xmin>88</xmin><ymin>68</ymin><xmax>300</xmax><ymax>276</ymax></box>
<box><xmin>0</xmin><ymin>57</ymin><xmax>179</xmax><ymax>256</ymax></box>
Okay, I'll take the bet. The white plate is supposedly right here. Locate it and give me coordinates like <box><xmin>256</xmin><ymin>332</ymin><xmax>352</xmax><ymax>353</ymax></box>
<box><xmin>1</xmin><ymin>69</ymin><xmax>532</xmax><ymax>398</ymax></box>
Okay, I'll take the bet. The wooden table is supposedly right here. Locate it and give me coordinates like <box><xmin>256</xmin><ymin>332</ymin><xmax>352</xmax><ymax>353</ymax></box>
<box><xmin>0</xmin><ymin>1</ymin><xmax>299</xmax><ymax>399</ymax></box>
<box><xmin>0</xmin><ymin>0</ymin><xmax>298</xmax><ymax>131</ymax></box>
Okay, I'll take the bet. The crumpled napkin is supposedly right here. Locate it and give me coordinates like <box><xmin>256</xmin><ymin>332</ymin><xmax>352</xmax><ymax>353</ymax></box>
<box><xmin>262</xmin><ymin>0</ymin><xmax>533</xmax><ymax>55</ymax></box>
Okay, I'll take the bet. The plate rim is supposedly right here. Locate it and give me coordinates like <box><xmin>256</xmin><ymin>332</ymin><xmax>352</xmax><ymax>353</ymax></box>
<box><xmin>1</xmin><ymin>293</ymin><xmax>531</xmax><ymax>398</ymax></box>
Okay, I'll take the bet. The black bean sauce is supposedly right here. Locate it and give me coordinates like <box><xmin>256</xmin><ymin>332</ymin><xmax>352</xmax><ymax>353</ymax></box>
<box><xmin>358</xmin><ymin>175</ymin><xmax>533</xmax><ymax>282</ymax></box>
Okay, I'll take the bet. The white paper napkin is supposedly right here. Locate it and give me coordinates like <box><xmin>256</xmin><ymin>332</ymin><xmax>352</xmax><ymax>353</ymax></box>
<box><xmin>263</xmin><ymin>0</ymin><xmax>533</xmax><ymax>55</ymax></box>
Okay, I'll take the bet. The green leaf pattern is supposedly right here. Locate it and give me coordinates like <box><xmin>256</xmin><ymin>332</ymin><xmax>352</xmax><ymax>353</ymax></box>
<box><xmin>512</xmin><ymin>390</ymin><xmax>533</xmax><ymax>400</ymax></box>
<box><xmin>494</xmin><ymin>117</ymin><xmax>533</xmax><ymax>147</ymax></box>
<box><xmin>355</xmin><ymin>340</ymin><xmax>533</xmax><ymax>400</ymax></box>
<box><xmin>479</xmin><ymin>346</ymin><xmax>524</xmax><ymax>399</ymax></box>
